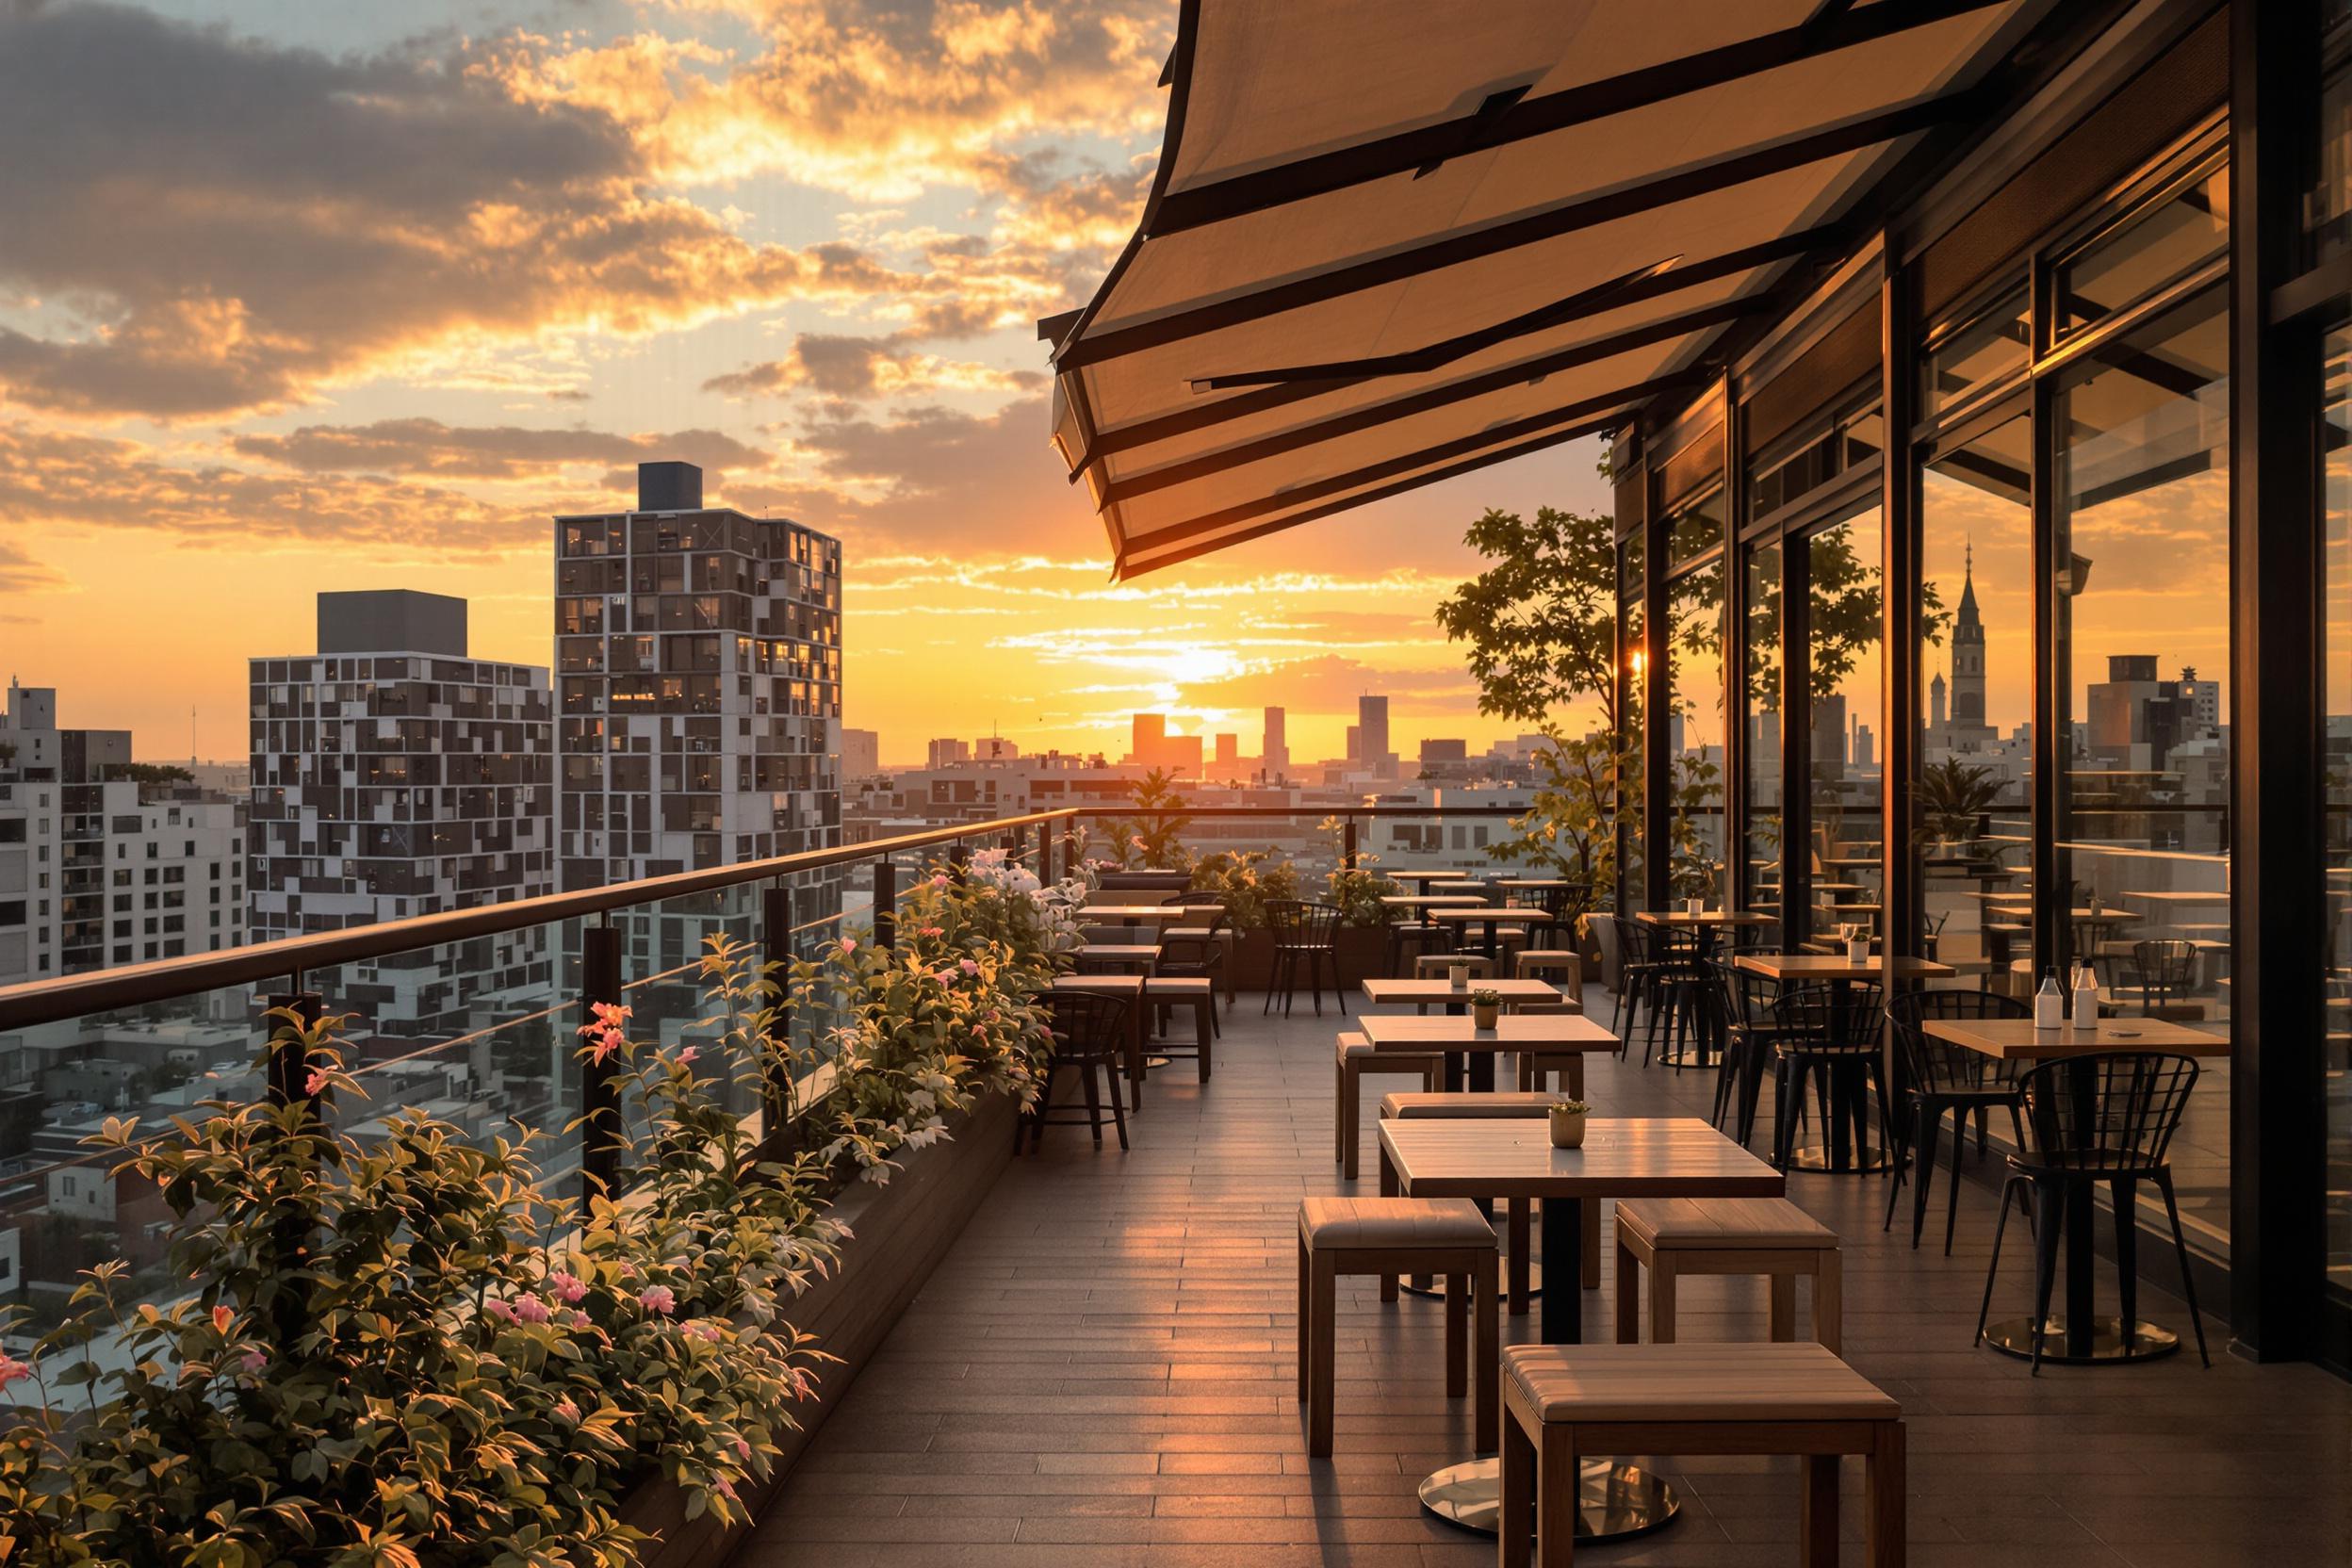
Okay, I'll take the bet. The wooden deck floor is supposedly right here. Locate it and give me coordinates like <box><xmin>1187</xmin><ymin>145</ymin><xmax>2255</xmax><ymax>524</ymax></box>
<box><xmin>742</xmin><ymin>989</ymin><xmax>2351</xmax><ymax>1568</ymax></box>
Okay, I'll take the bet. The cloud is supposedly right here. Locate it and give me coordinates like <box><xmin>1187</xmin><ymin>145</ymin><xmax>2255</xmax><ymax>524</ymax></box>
<box><xmin>0</xmin><ymin>4</ymin><xmax>917</xmax><ymax>419</ymax></box>
<box><xmin>230</xmin><ymin>417</ymin><xmax>770</xmax><ymax>482</ymax></box>
<box><xmin>0</xmin><ymin>538</ymin><xmax>66</xmax><ymax>594</ymax></box>
<box><xmin>1181</xmin><ymin>654</ymin><xmax>1479</xmax><ymax>716</ymax></box>
<box><xmin>704</xmin><ymin>333</ymin><xmax>1042</xmax><ymax>401</ymax></box>
<box><xmin>0</xmin><ymin>420</ymin><xmax>543</xmax><ymax>554</ymax></box>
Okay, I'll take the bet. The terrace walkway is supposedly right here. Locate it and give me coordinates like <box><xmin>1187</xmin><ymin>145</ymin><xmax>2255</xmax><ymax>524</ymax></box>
<box><xmin>743</xmin><ymin>990</ymin><xmax>2351</xmax><ymax>1568</ymax></box>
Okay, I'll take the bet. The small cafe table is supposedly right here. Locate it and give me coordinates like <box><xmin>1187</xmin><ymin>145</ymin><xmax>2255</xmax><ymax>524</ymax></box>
<box><xmin>1392</xmin><ymin>869</ymin><xmax>1477</xmax><ymax>889</ymax></box>
<box><xmin>1357</xmin><ymin>1008</ymin><xmax>1614</xmax><ymax>1095</ymax></box>
<box><xmin>1378</xmin><ymin>892</ymin><xmax>1488</xmax><ymax>909</ymax></box>
<box><xmin>1922</xmin><ymin>1015</ymin><xmax>2227</xmax><ymax>1364</ymax></box>
<box><xmin>1429</xmin><ymin>903</ymin><xmax>1557</xmax><ymax>959</ymax></box>
<box><xmin>1378</xmin><ymin>1117</ymin><xmax>1785</xmax><ymax>1543</ymax></box>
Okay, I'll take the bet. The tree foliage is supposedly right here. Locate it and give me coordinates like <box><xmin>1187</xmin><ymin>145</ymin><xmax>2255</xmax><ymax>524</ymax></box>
<box><xmin>1433</xmin><ymin>506</ymin><xmax>1622</xmax><ymax>733</ymax></box>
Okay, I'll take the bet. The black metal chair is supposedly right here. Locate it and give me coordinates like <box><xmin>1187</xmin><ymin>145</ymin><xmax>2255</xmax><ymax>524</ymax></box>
<box><xmin>1768</xmin><ymin>981</ymin><xmax>1889</xmax><ymax>1173</ymax></box>
<box><xmin>1705</xmin><ymin>953</ymin><xmax>1791</xmax><ymax>1146</ymax></box>
<box><xmin>1265</xmin><ymin>900</ymin><xmax>1348</xmax><ymax>1017</ymax></box>
<box><xmin>2125</xmin><ymin>939</ymin><xmax>2197</xmax><ymax>1016</ymax></box>
<box><xmin>1158</xmin><ymin>896</ymin><xmax>1232</xmax><ymax>1021</ymax></box>
<box><xmin>1624</xmin><ymin>920</ymin><xmax>1705</xmax><ymax>1068</ymax></box>
<box><xmin>1884</xmin><ymin>988</ymin><xmax>2031</xmax><ymax>1252</ymax></box>
<box><xmin>1975</xmin><ymin>1052</ymin><xmax>2210</xmax><ymax>1373</ymax></box>
<box><xmin>1027</xmin><ymin>989</ymin><xmax>1134</xmax><ymax>1152</ymax></box>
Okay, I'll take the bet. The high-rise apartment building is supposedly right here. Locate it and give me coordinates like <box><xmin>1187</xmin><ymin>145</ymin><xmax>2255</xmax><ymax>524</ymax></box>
<box><xmin>927</xmin><ymin>738</ymin><xmax>972</xmax><ymax>768</ymax></box>
<box><xmin>841</xmin><ymin>727</ymin><xmax>881</xmax><ymax>780</ymax></box>
<box><xmin>247</xmin><ymin>593</ymin><xmax>552</xmax><ymax>1037</ymax></box>
<box><xmin>553</xmin><ymin>464</ymin><xmax>841</xmax><ymax>975</ymax></box>
<box><xmin>1263</xmin><ymin>707</ymin><xmax>1289</xmax><ymax>777</ymax></box>
<box><xmin>0</xmin><ymin>681</ymin><xmax>243</xmax><ymax>985</ymax></box>
<box><xmin>1358</xmin><ymin>694</ymin><xmax>1394</xmax><ymax>777</ymax></box>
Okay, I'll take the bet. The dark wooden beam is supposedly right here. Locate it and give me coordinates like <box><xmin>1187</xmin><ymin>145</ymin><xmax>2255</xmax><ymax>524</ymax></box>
<box><xmin>1147</xmin><ymin>0</ymin><xmax>2009</xmax><ymax>236</ymax></box>
<box><xmin>1054</xmin><ymin>95</ymin><xmax>1968</xmax><ymax>372</ymax></box>
<box><xmin>1081</xmin><ymin>237</ymin><xmax>1814</xmax><ymax>466</ymax></box>
<box><xmin>1115</xmin><ymin>414</ymin><xmax>1624</xmax><ymax>580</ymax></box>
<box><xmin>1103</xmin><ymin>369</ymin><xmax>1706</xmax><ymax>508</ymax></box>
<box><xmin>1115</xmin><ymin>383</ymin><xmax>1689</xmax><ymax>553</ymax></box>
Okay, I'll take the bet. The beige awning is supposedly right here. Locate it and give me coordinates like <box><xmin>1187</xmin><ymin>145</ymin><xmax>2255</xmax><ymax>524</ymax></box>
<box><xmin>1046</xmin><ymin>0</ymin><xmax>2042</xmax><ymax>579</ymax></box>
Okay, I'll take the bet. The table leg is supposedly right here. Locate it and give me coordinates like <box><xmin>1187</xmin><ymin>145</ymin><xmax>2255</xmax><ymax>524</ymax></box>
<box><xmin>1419</xmin><ymin>1192</ymin><xmax>1678</xmax><ymax>1544</ymax></box>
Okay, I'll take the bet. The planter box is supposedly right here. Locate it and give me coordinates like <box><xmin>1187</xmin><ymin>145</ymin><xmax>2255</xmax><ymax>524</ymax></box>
<box><xmin>621</xmin><ymin>1091</ymin><xmax>1019</xmax><ymax>1566</ymax></box>
<box><xmin>1227</xmin><ymin>925</ymin><xmax>1390</xmax><ymax>991</ymax></box>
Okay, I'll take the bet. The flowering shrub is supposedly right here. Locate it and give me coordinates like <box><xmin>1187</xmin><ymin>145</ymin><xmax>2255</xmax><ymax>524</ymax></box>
<box><xmin>1185</xmin><ymin>849</ymin><xmax>1301</xmax><ymax>929</ymax></box>
<box><xmin>0</xmin><ymin>1002</ymin><xmax>830</xmax><ymax>1565</ymax></box>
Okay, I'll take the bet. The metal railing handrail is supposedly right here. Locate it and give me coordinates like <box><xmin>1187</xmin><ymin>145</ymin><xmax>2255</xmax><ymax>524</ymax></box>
<box><xmin>1070</xmin><ymin>805</ymin><xmax>1529</xmax><ymax>817</ymax></box>
<box><xmin>0</xmin><ymin>808</ymin><xmax>1079</xmax><ymax>1034</ymax></box>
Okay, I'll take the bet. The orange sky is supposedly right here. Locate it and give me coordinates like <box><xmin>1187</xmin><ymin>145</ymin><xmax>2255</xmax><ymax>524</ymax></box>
<box><xmin>0</xmin><ymin>0</ymin><xmax>1612</xmax><ymax>768</ymax></box>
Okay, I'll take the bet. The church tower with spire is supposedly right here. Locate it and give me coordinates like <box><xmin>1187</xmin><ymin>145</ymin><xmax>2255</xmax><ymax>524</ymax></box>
<box><xmin>1950</xmin><ymin>541</ymin><xmax>1987</xmax><ymax>732</ymax></box>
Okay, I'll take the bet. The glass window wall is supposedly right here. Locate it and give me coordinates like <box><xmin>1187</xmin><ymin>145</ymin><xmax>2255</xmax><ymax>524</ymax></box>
<box><xmin>1619</xmin><ymin>529</ymin><xmax>1647</xmax><ymax>910</ymax></box>
<box><xmin>2051</xmin><ymin>284</ymin><xmax>2231</xmax><ymax>1256</ymax></box>
<box><xmin>1919</xmin><ymin>414</ymin><xmax>2035</xmax><ymax>981</ymax></box>
<box><xmin>1668</xmin><ymin>550</ymin><xmax>1727</xmax><ymax>906</ymax></box>
<box><xmin>2322</xmin><ymin>322</ymin><xmax>2352</xmax><ymax>1325</ymax></box>
<box><xmin>1805</xmin><ymin>506</ymin><xmax>1886</xmax><ymax>947</ymax></box>
<box><xmin>1746</xmin><ymin>541</ymin><xmax>1784</xmax><ymax>926</ymax></box>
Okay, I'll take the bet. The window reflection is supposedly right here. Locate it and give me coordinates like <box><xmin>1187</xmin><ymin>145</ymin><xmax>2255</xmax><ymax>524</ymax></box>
<box><xmin>1806</xmin><ymin>508</ymin><xmax>1884</xmax><ymax>946</ymax></box>
<box><xmin>1746</xmin><ymin>542</ymin><xmax>1784</xmax><ymax>925</ymax></box>
<box><xmin>1920</xmin><ymin>287</ymin><xmax>2029</xmax><ymax>418</ymax></box>
<box><xmin>2051</xmin><ymin>285</ymin><xmax>2231</xmax><ymax>1255</ymax></box>
<box><xmin>1669</xmin><ymin>554</ymin><xmax>1726</xmax><ymax>906</ymax></box>
<box><xmin>2054</xmin><ymin>159</ymin><xmax>2228</xmax><ymax>341</ymax></box>
<box><xmin>2322</xmin><ymin>321</ymin><xmax>2352</xmax><ymax>1314</ymax></box>
<box><xmin>1919</xmin><ymin>415</ymin><xmax>2035</xmax><ymax>981</ymax></box>
<box><xmin>1620</xmin><ymin>530</ymin><xmax>1646</xmax><ymax>910</ymax></box>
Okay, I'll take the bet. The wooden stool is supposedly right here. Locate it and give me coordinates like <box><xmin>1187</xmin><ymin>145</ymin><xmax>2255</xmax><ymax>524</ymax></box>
<box><xmin>1334</xmin><ymin>1031</ymin><xmax>1440</xmax><ymax>1180</ymax></box>
<box><xmin>1506</xmin><ymin>998</ymin><xmax>1589</xmax><ymax>1095</ymax></box>
<box><xmin>1513</xmin><ymin>949</ymin><xmax>1583</xmax><ymax>987</ymax></box>
<box><xmin>1613</xmin><ymin>1197</ymin><xmax>1842</xmax><ymax>1352</ymax></box>
<box><xmin>1379</xmin><ymin>1091</ymin><xmax>1600</xmax><ymax>1305</ymax></box>
<box><xmin>1413</xmin><ymin>953</ymin><xmax>1494</xmax><ymax>981</ymax></box>
<box><xmin>1298</xmin><ymin>1197</ymin><xmax>1497</xmax><ymax>1459</ymax></box>
<box><xmin>1499</xmin><ymin>1342</ymin><xmax>1903</xmax><ymax>1567</ymax></box>
<box><xmin>1141</xmin><ymin>976</ymin><xmax>1215</xmax><ymax>1082</ymax></box>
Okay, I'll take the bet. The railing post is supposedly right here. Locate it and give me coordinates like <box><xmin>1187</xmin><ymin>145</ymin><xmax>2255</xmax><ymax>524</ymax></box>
<box><xmin>761</xmin><ymin>881</ymin><xmax>795</xmax><ymax>1135</ymax></box>
<box><xmin>261</xmin><ymin>985</ymin><xmax>323</xmax><ymax>1345</ymax></box>
<box><xmin>580</xmin><ymin>923</ymin><xmax>624</xmax><ymax>1209</ymax></box>
<box><xmin>1343</xmin><ymin>818</ymin><xmax>1358</xmax><ymax>873</ymax></box>
<box><xmin>874</xmin><ymin>858</ymin><xmax>897</xmax><ymax>951</ymax></box>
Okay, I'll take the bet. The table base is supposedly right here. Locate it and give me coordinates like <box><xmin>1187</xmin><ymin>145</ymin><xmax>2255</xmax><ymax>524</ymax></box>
<box><xmin>1981</xmin><ymin>1314</ymin><xmax>2180</xmax><ymax>1364</ymax></box>
<box><xmin>1419</xmin><ymin>1456</ymin><xmax>1678</xmax><ymax>1542</ymax></box>
<box><xmin>1783</xmin><ymin>1142</ymin><xmax>1888</xmax><ymax>1173</ymax></box>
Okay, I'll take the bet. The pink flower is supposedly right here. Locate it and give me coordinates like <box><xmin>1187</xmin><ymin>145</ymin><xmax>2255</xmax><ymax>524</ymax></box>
<box><xmin>238</xmin><ymin>1350</ymin><xmax>267</xmax><ymax>1376</ymax></box>
<box><xmin>958</xmin><ymin>958</ymin><xmax>979</xmax><ymax>976</ymax></box>
<box><xmin>934</xmin><ymin>969</ymin><xmax>958</xmax><ymax>986</ymax></box>
<box><xmin>483</xmin><ymin>1298</ymin><xmax>516</xmax><ymax>1323</ymax></box>
<box><xmin>685</xmin><ymin>1320</ymin><xmax>720</xmax><ymax>1343</ymax></box>
<box><xmin>589</xmin><ymin>1001</ymin><xmax>633</xmax><ymax>1031</ymax></box>
<box><xmin>638</xmin><ymin>1285</ymin><xmax>677</xmax><ymax>1315</ymax></box>
<box><xmin>567</xmin><ymin>1310</ymin><xmax>592</xmax><ymax>1330</ymax></box>
<box><xmin>0</xmin><ymin>1354</ymin><xmax>29</xmax><ymax>1392</ymax></box>
<box><xmin>210</xmin><ymin>1304</ymin><xmax>235</xmax><ymax>1336</ymax></box>
<box><xmin>732</xmin><ymin>1437</ymin><xmax>753</xmax><ymax>1461</ymax></box>
<box><xmin>555</xmin><ymin>1396</ymin><xmax>580</xmax><ymax>1422</ymax></box>
<box><xmin>513</xmin><ymin>1296</ymin><xmax>552</xmax><ymax>1325</ymax></box>
<box><xmin>920</xmin><ymin>925</ymin><xmax>944</xmax><ymax>939</ymax></box>
<box><xmin>839</xmin><ymin>938</ymin><xmax>858</xmax><ymax>955</ymax></box>
<box><xmin>548</xmin><ymin>1269</ymin><xmax>587</xmax><ymax>1304</ymax></box>
<box><xmin>717</xmin><ymin>1478</ymin><xmax>739</xmax><ymax>1501</ymax></box>
<box><xmin>303</xmin><ymin>1068</ymin><xmax>327</xmax><ymax>1097</ymax></box>
<box><xmin>931</xmin><ymin>874</ymin><xmax>950</xmax><ymax>890</ymax></box>
<box><xmin>677</xmin><ymin>1046</ymin><xmax>699</xmax><ymax>1066</ymax></box>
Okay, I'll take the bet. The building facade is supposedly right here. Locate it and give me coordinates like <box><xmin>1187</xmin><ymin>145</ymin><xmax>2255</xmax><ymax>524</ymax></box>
<box><xmin>247</xmin><ymin>592</ymin><xmax>552</xmax><ymax>1038</ymax></box>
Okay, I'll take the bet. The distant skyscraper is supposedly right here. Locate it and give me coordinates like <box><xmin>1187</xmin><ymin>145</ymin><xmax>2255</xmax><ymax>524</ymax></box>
<box><xmin>1419</xmin><ymin>738</ymin><xmax>1468</xmax><ymax>763</ymax></box>
<box><xmin>1</xmin><ymin>681</ymin><xmax>242</xmax><ymax>984</ymax></box>
<box><xmin>841</xmin><ymin>727</ymin><xmax>880</xmax><ymax>779</ymax></box>
<box><xmin>554</xmin><ymin>464</ymin><xmax>841</xmax><ymax>890</ymax></box>
<box><xmin>1213</xmin><ymin>734</ymin><xmax>1238</xmax><ymax>772</ymax></box>
<box><xmin>1132</xmin><ymin>713</ymin><xmax>1167</xmax><ymax>761</ymax></box>
<box><xmin>928</xmin><ymin>738</ymin><xmax>972</xmax><ymax>768</ymax></box>
<box><xmin>1358</xmin><ymin>694</ymin><xmax>1391</xmax><ymax>774</ymax></box>
<box><xmin>974</xmin><ymin>736</ymin><xmax>1019</xmax><ymax>761</ymax></box>
<box><xmin>1262</xmin><ymin>707</ymin><xmax>1289</xmax><ymax>776</ymax></box>
<box><xmin>1345</xmin><ymin>724</ymin><xmax>1360</xmax><ymax>760</ymax></box>
<box><xmin>248</xmin><ymin>592</ymin><xmax>550</xmax><ymax>1036</ymax></box>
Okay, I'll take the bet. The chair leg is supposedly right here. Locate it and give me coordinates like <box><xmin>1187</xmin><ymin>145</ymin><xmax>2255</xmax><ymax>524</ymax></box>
<box><xmin>2114</xmin><ymin>1175</ymin><xmax>2139</xmax><ymax>1348</ymax></box>
<box><xmin>1648</xmin><ymin>1256</ymin><xmax>1677</xmax><ymax>1345</ymax></box>
<box><xmin>1104</xmin><ymin>1057</ymin><xmax>1129</xmax><ymax>1151</ymax></box>
<box><xmin>1772</xmin><ymin>1057</ymin><xmax>1797</xmax><ymax>1170</ymax></box>
<box><xmin>1815</xmin><ymin>1248</ymin><xmax>1843</xmax><ymax>1354</ymax></box>
<box><xmin>1445</xmin><ymin>1271</ymin><xmax>1469</xmax><ymax>1397</ymax></box>
<box><xmin>1943</xmin><ymin>1105</ymin><xmax>1967</xmax><ymax>1256</ymax></box>
<box><xmin>2028</xmin><ymin>1179</ymin><xmax>2062</xmax><ymax>1376</ymax></box>
<box><xmin>1338</xmin><ymin>1063</ymin><xmax>1360</xmax><ymax>1180</ymax></box>
<box><xmin>1866</xmin><ymin>1421</ymin><xmax>1906</xmax><ymax>1568</ymax></box>
<box><xmin>1977</xmin><ymin>1173</ymin><xmax>2024</xmax><ymax>1348</ymax></box>
<box><xmin>1499</xmin><ymin>1409</ymin><xmax>1535</xmax><ymax>1568</ymax></box>
<box><xmin>1614</xmin><ymin>1240</ymin><xmax>1641</xmax><ymax>1343</ymax></box>
<box><xmin>1770</xmin><ymin>1271</ymin><xmax>1798</xmax><ymax>1342</ymax></box>
<box><xmin>1802</xmin><ymin>1452</ymin><xmax>1839</xmax><ymax>1568</ymax></box>
<box><xmin>1195</xmin><ymin>1002</ymin><xmax>1213</xmax><ymax>1082</ymax></box>
<box><xmin>1295</xmin><ymin>1236</ymin><xmax>1311</xmax><ymax>1402</ymax></box>
<box><xmin>1080</xmin><ymin>1057</ymin><xmax>1103</xmax><ymax>1149</ymax></box>
<box><xmin>2155</xmin><ymin>1170</ymin><xmax>2212</xmax><ymax>1368</ymax></box>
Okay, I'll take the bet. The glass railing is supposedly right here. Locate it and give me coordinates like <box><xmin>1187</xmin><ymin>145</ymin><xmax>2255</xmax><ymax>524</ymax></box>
<box><xmin>0</xmin><ymin>808</ymin><xmax>1075</xmax><ymax>1398</ymax></box>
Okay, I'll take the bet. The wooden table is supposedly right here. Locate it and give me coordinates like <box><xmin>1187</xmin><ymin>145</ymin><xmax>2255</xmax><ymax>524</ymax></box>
<box><xmin>1380</xmin><ymin>1117</ymin><xmax>1785</xmax><ymax>1541</ymax></box>
<box><xmin>1049</xmin><ymin>973</ymin><xmax>1149</xmax><ymax>1107</ymax></box>
<box><xmin>1429</xmin><ymin>904</ymin><xmax>1556</xmax><ymax>959</ymax></box>
<box><xmin>1378</xmin><ymin>892</ymin><xmax>1488</xmax><ymax>909</ymax></box>
<box><xmin>1735</xmin><ymin>954</ymin><xmax>1956</xmax><ymax>984</ymax></box>
<box><xmin>1924</xmin><ymin>1015</ymin><xmax>2227</xmax><ymax>1364</ymax></box>
<box><xmin>1392</xmin><ymin>870</ymin><xmax>1477</xmax><ymax>889</ymax></box>
<box><xmin>1358</xmin><ymin>1010</ymin><xmax>1616</xmax><ymax>1094</ymax></box>
<box><xmin>1360</xmin><ymin>976</ymin><xmax>1564</xmax><ymax>1013</ymax></box>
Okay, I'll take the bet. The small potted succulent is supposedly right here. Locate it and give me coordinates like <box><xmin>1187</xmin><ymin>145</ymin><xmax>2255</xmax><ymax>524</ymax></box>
<box><xmin>1470</xmin><ymin>987</ymin><xmax>1502</xmax><ymax>1030</ymax></box>
<box><xmin>1447</xmin><ymin>959</ymin><xmax>1472</xmax><ymax>990</ymax></box>
<box><xmin>1547</xmin><ymin>1098</ymin><xmax>1592</xmax><ymax>1149</ymax></box>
